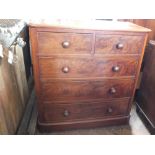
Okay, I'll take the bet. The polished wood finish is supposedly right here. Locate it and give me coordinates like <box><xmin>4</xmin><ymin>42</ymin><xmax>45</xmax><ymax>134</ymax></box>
<box><xmin>37</xmin><ymin>32</ymin><xmax>93</xmax><ymax>54</ymax></box>
<box><xmin>39</xmin><ymin>56</ymin><xmax>139</xmax><ymax>78</ymax></box>
<box><xmin>29</xmin><ymin>20</ymin><xmax>150</xmax><ymax>132</ymax></box>
<box><xmin>40</xmin><ymin>98</ymin><xmax>130</xmax><ymax>123</ymax></box>
<box><xmin>95</xmin><ymin>34</ymin><xmax>144</xmax><ymax>54</ymax></box>
<box><xmin>38</xmin><ymin>116</ymin><xmax>130</xmax><ymax>132</ymax></box>
<box><xmin>41</xmin><ymin>79</ymin><xmax>134</xmax><ymax>101</ymax></box>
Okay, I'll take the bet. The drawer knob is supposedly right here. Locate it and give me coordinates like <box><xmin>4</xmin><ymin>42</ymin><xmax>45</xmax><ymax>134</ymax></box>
<box><xmin>107</xmin><ymin>107</ymin><xmax>113</xmax><ymax>113</ymax></box>
<box><xmin>112</xmin><ymin>66</ymin><xmax>120</xmax><ymax>72</ymax></box>
<box><xmin>64</xmin><ymin>110</ymin><xmax>69</xmax><ymax>117</ymax></box>
<box><xmin>116</xmin><ymin>43</ymin><xmax>124</xmax><ymax>49</ymax></box>
<box><xmin>62</xmin><ymin>66</ymin><xmax>70</xmax><ymax>73</ymax></box>
<box><xmin>109</xmin><ymin>87</ymin><xmax>116</xmax><ymax>94</ymax></box>
<box><xmin>62</xmin><ymin>41</ymin><xmax>70</xmax><ymax>48</ymax></box>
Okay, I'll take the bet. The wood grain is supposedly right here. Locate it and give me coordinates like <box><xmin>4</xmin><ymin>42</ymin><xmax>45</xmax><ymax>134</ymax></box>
<box><xmin>41</xmin><ymin>79</ymin><xmax>134</xmax><ymax>101</ymax></box>
<box><xmin>95</xmin><ymin>34</ymin><xmax>144</xmax><ymax>54</ymax></box>
<box><xmin>39</xmin><ymin>55</ymin><xmax>139</xmax><ymax>78</ymax></box>
<box><xmin>29</xmin><ymin>21</ymin><xmax>149</xmax><ymax>131</ymax></box>
<box><xmin>14</xmin><ymin>45</ymin><xmax>29</xmax><ymax>108</ymax></box>
<box><xmin>0</xmin><ymin>46</ymin><xmax>29</xmax><ymax>134</ymax></box>
<box><xmin>40</xmin><ymin>98</ymin><xmax>130</xmax><ymax>123</ymax></box>
<box><xmin>37</xmin><ymin>32</ymin><xmax>93</xmax><ymax>54</ymax></box>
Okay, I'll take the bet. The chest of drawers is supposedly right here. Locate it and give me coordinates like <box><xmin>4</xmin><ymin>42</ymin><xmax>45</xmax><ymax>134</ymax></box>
<box><xmin>29</xmin><ymin>21</ymin><xmax>150</xmax><ymax>132</ymax></box>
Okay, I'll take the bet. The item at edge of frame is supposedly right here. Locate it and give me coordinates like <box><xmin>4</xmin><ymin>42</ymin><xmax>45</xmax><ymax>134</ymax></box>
<box><xmin>0</xmin><ymin>44</ymin><xmax>4</xmax><ymax>58</ymax></box>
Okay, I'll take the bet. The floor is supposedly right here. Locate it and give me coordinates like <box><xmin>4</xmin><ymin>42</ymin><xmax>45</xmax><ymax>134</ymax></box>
<box><xmin>35</xmin><ymin>104</ymin><xmax>150</xmax><ymax>135</ymax></box>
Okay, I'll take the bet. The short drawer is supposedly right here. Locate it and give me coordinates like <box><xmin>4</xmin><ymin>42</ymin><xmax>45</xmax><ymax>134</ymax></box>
<box><xmin>40</xmin><ymin>98</ymin><xmax>130</xmax><ymax>123</ymax></box>
<box><xmin>41</xmin><ymin>79</ymin><xmax>134</xmax><ymax>101</ymax></box>
<box><xmin>37</xmin><ymin>32</ymin><xmax>93</xmax><ymax>54</ymax></box>
<box><xmin>39</xmin><ymin>55</ymin><xmax>139</xmax><ymax>78</ymax></box>
<box><xmin>95</xmin><ymin>34</ymin><xmax>144</xmax><ymax>54</ymax></box>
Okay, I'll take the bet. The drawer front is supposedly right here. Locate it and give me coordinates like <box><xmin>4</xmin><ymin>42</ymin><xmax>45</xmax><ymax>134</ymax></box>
<box><xmin>95</xmin><ymin>34</ymin><xmax>144</xmax><ymax>54</ymax></box>
<box><xmin>39</xmin><ymin>56</ymin><xmax>139</xmax><ymax>78</ymax></box>
<box><xmin>40</xmin><ymin>98</ymin><xmax>130</xmax><ymax>123</ymax></box>
<box><xmin>41</xmin><ymin>79</ymin><xmax>134</xmax><ymax>101</ymax></box>
<box><xmin>37</xmin><ymin>32</ymin><xmax>93</xmax><ymax>54</ymax></box>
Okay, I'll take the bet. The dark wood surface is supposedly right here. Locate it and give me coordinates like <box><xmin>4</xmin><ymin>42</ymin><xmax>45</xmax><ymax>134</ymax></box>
<box><xmin>29</xmin><ymin>21</ymin><xmax>149</xmax><ymax>132</ymax></box>
<box><xmin>95</xmin><ymin>34</ymin><xmax>144</xmax><ymax>54</ymax></box>
<box><xmin>41</xmin><ymin>79</ymin><xmax>134</xmax><ymax>101</ymax></box>
<box><xmin>37</xmin><ymin>32</ymin><xmax>93</xmax><ymax>54</ymax></box>
<box><xmin>39</xmin><ymin>55</ymin><xmax>139</xmax><ymax>78</ymax></box>
<box><xmin>38</xmin><ymin>116</ymin><xmax>130</xmax><ymax>132</ymax></box>
<box><xmin>39</xmin><ymin>98</ymin><xmax>130</xmax><ymax>123</ymax></box>
<box><xmin>15</xmin><ymin>89</ymin><xmax>150</xmax><ymax>134</ymax></box>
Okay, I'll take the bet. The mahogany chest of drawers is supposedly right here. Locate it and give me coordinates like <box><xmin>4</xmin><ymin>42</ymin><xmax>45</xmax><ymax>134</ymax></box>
<box><xmin>29</xmin><ymin>20</ymin><xmax>150</xmax><ymax>132</ymax></box>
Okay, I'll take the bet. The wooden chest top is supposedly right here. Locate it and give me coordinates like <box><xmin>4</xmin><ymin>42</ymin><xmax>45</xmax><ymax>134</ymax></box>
<box><xmin>29</xmin><ymin>20</ymin><xmax>151</xmax><ymax>32</ymax></box>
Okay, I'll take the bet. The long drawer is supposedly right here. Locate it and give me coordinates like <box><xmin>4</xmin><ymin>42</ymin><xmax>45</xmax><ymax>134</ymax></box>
<box><xmin>39</xmin><ymin>55</ymin><xmax>139</xmax><ymax>78</ymax></box>
<box><xmin>95</xmin><ymin>34</ymin><xmax>144</xmax><ymax>54</ymax></box>
<box><xmin>37</xmin><ymin>32</ymin><xmax>93</xmax><ymax>54</ymax></box>
<box><xmin>41</xmin><ymin>79</ymin><xmax>135</xmax><ymax>101</ymax></box>
<box><xmin>39</xmin><ymin>98</ymin><xmax>130</xmax><ymax>123</ymax></box>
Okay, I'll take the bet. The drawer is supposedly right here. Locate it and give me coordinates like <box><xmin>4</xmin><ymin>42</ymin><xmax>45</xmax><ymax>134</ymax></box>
<box><xmin>39</xmin><ymin>56</ymin><xmax>139</xmax><ymax>78</ymax></box>
<box><xmin>37</xmin><ymin>32</ymin><xmax>93</xmax><ymax>54</ymax></box>
<box><xmin>40</xmin><ymin>98</ymin><xmax>130</xmax><ymax>123</ymax></box>
<box><xmin>95</xmin><ymin>34</ymin><xmax>144</xmax><ymax>54</ymax></box>
<box><xmin>41</xmin><ymin>79</ymin><xmax>134</xmax><ymax>101</ymax></box>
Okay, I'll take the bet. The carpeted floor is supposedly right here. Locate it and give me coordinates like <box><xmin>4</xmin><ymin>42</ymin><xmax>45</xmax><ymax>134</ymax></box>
<box><xmin>36</xmin><ymin>104</ymin><xmax>150</xmax><ymax>135</ymax></box>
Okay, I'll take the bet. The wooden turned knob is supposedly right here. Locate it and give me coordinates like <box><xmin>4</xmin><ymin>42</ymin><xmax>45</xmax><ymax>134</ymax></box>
<box><xmin>107</xmin><ymin>107</ymin><xmax>113</xmax><ymax>113</ymax></box>
<box><xmin>116</xmin><ymin>43</ymin><xmax>124</xmax><ymax>49</ymax></box>
<box><xmin>112</xmin><ymin>66</ymin><xmax>120</xmax><ymax>72</ymax></box>
<box><xmin>64</xmin><ymin>110</ymin><xmax>69</xmax><ymax>117</ymax></box>
<box><xmin>62</xmin><ymin>41</ymin><xmax>70</xmax><ymax>48</ymax></box>
<box><xmin>62</xmin><ymin>66</ymin><xmax>69</xmax><ymax>73</ymax></box>
<box><xmin>109</xmin><ymin>87</ymin><xmax>116</xmax><ymax>94</ymax></box>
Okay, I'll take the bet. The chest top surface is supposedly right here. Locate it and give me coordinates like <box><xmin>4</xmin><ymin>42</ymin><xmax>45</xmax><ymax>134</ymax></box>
<box><xmin>29</xmin><ymin>20</ymin><xmax>151</xmax><ymax>32</ymax></box>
